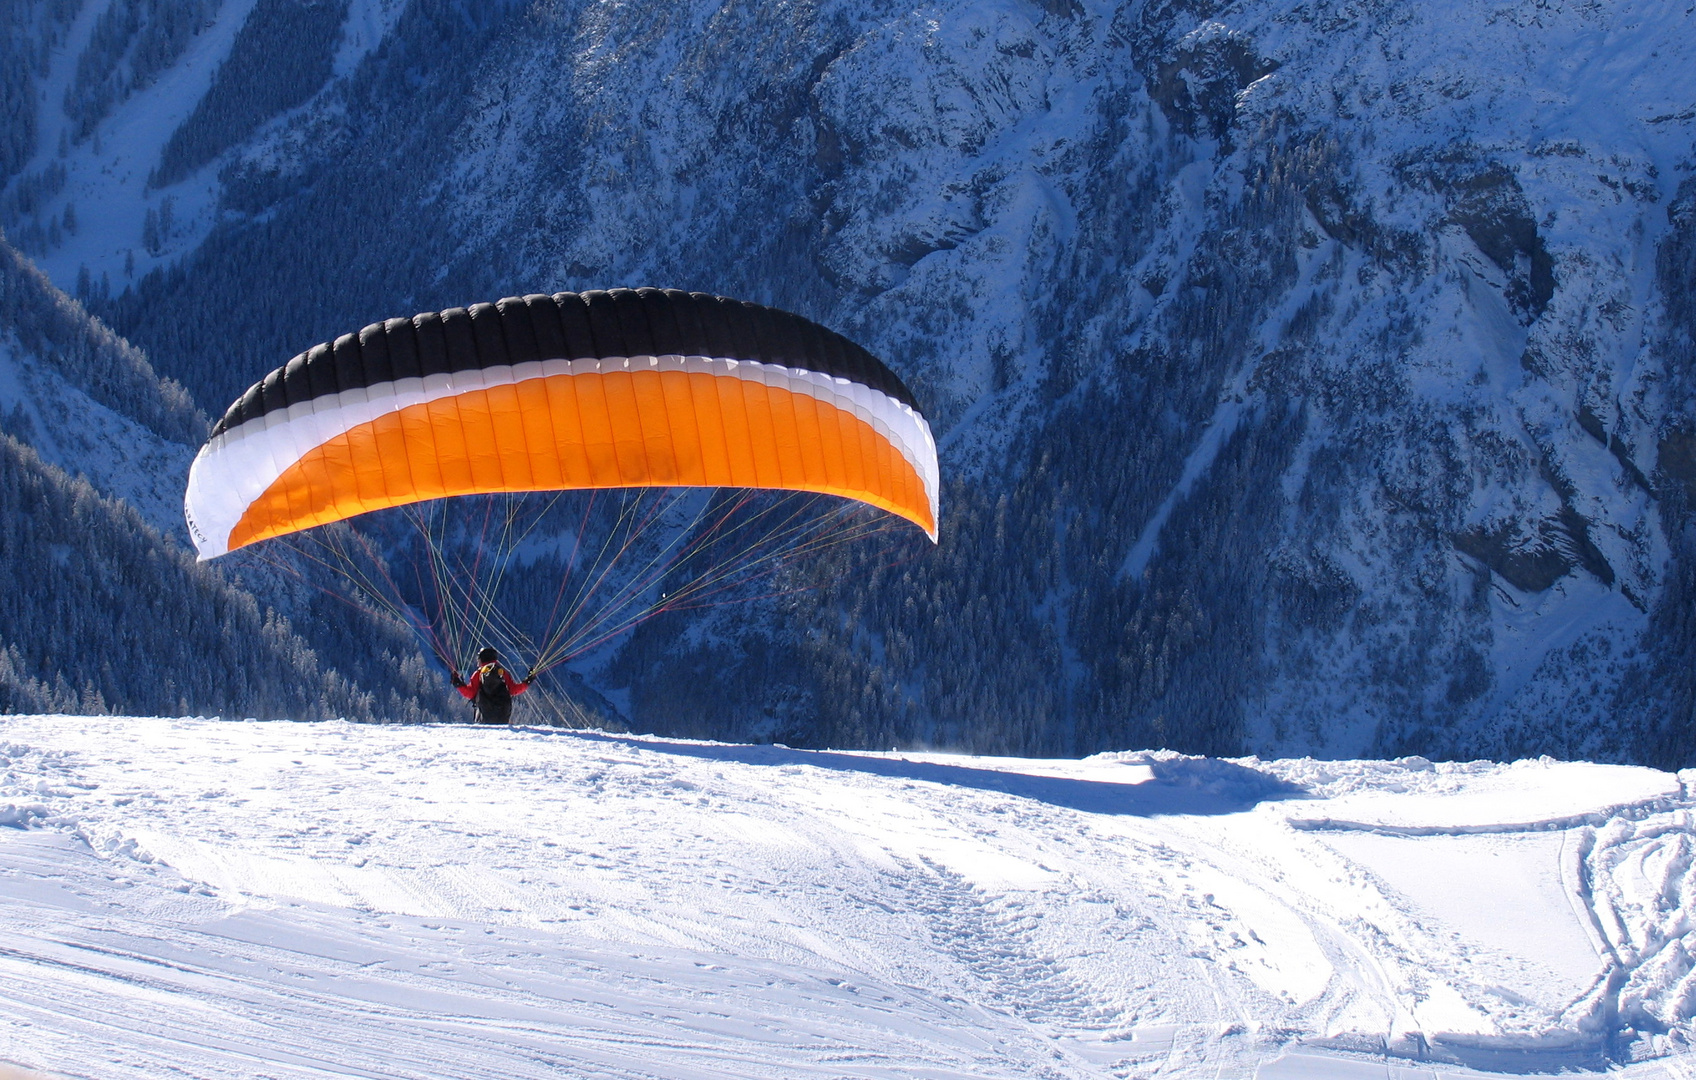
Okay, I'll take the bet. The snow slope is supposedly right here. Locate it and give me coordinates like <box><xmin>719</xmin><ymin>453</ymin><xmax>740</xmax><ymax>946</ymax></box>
<box><xmin>0</xmin><ymin>334</ymin><xmax>193</xmax><ymax>537</ymax></box>
<box><xmin>2</xmin><ymin>715</ymin><xmax>1693</xmax><ymax>1078</ymax></box>
<box><xmin>24</xmin><ymin>0</ymin><xmax>260</xmax><ymax>288</ymax></box>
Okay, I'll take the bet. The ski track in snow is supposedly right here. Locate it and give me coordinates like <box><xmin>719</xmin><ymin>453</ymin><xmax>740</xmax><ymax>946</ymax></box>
<box><xmin>0</xmin><ymin>718</ymin><xmax>1693</xmax><ymax>1078</ymax></box>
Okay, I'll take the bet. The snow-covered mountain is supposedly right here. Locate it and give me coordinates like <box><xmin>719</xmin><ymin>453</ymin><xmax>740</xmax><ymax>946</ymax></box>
<box><xmin>3</xmin><ymin>0</ymin><xmax>1693</xmax><ymax>762</ymax></box>
<box><xmin>0</xmin><ymin>228</ymin><xmax>455</xmax><ymax>722</ymax></box>
<box><xmin>0</xmin><ymin>233</ymin><xmax>200</xmax><ymax>535</ymax></box>
<box><xmin>3</xmin><ymin>715</ymin><xmax>1694</xmax><ymax>1077</ymax></box>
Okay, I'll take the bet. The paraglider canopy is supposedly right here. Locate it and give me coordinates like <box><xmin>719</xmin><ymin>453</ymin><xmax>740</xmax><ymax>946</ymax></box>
<box><xmin>184</xmin><ymin>288</ymin><xmax>939</xmax><ymax>559</ymax></box>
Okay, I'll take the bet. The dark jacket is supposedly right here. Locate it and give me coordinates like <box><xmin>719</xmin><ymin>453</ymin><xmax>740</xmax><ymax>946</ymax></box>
<box><xmin>458</xmin><ymin>663</ymin><xmax>530</xmax><ymax>724</ymax></box>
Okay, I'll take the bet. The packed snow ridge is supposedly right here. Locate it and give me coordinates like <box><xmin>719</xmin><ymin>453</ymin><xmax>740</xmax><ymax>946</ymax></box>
<box><xmin>2</xmin><ymin>716</ymin><xmax>1694</xmax><ymax>1079</ymax></box>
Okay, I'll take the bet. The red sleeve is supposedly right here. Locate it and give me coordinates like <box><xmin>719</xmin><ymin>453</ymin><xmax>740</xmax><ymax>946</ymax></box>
<box><xmin>503</xmin><ymin>670</ymin><xmax>530</xmax><ymax>696</ymax></box>
<box><xmin>458</xmin><ymin>669</ymin><xmax>481</xmax><ymax>700</ymax></box>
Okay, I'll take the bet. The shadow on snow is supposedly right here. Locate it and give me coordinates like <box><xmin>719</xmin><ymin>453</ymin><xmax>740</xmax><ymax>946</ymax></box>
<box><xmin>519</xmin><ymin>728</ymin><xmax>1308</xmax><ymax>817</ymax></box>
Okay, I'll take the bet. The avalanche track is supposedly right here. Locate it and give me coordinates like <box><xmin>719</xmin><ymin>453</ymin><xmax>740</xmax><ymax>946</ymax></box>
<box><xmin>0</xmin><ymin>716</ymin><xmax>1693</xmax><ymax>1079</ymax></box>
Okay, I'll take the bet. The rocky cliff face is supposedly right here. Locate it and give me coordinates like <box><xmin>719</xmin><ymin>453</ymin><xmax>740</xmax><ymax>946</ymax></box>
<box><xmin>5</xmin><ymin>0</ymin><xmax>1692</xmax><ymax>762</ymax></box>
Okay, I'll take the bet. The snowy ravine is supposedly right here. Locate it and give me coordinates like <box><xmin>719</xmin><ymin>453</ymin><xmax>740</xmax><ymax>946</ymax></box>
<box><xmin>2</xmin><ymin>716</ymin><xmax>1694</xmax><ymax>1079</ymax></box>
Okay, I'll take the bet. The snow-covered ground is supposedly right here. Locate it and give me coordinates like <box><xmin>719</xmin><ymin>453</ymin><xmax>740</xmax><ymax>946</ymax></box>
<box><xmin>1</xmin><ymin>715</ymin><xmax>1693</xmax><ymax>1079</ymax></box>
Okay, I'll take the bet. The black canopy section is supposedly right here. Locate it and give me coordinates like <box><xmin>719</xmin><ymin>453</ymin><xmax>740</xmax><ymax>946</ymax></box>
<box><xmin>209</xmin><ymin>290</ymin><xmax>919</xmax><ymax>439</ymax></box>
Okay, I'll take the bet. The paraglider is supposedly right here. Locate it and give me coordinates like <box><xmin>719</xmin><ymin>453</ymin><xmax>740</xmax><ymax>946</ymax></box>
<box><xmin>183</xmin><ymin>288</ymin><xmax>939</xmax><ymax>717</ymax></box>
<box><xmin>184</xmin><ymin>288</ymin><xmax>938</xmax><ymax>558</ymax></box>
<box><xmin>453</xmin><ymin>646</ymin><xmax>530</xmax><ymax>724</ymax></box>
